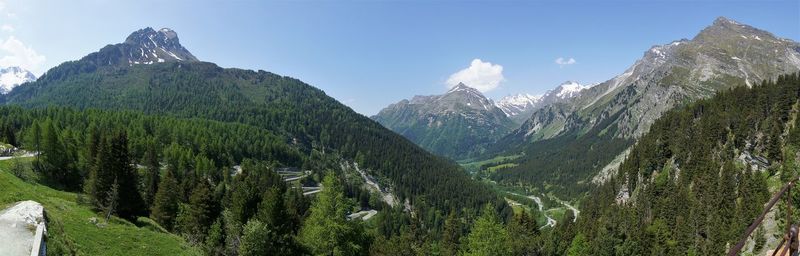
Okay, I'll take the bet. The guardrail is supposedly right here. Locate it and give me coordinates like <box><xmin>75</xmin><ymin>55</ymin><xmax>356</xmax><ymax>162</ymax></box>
<box><xmin>728</xmin><ymin>176</ymin><xmax>798</xmax><ymax>256</ymax></box>
<box><xmin>30</xmin><ymin>223</ymin><xmax>46</xmax><ymax>256</ymax></box>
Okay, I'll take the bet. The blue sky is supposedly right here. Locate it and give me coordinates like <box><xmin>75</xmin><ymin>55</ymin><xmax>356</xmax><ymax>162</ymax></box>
<box><xmin>1</xmin><ymin>0</ymin><xmax>798</xmax><ymax>115</ymax></box>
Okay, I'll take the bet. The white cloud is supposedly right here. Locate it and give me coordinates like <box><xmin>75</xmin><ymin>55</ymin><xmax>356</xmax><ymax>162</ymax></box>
<box><xmin>0</xmin><ymin>36</ymin><xmax>46</xmax><ymax>73</ymax></box>
<box><xmin>555</xmin><ymin>57</ymin><xmax>576</xmax><ymax>67</ymax></box>
<box><xmin>446</xmin><ymin>58</ymin><xmax>505</xmax><ymax>93</ymax></box>
<box><xmin>1</xmin><ymin>24</ymin><xmax>13</xmax><ymax>33</ymax></box>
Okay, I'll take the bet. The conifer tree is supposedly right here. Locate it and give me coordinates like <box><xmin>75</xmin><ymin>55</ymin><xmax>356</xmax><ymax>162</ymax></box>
<box><xmin>299</xmin><ymin>173</ymin><xmax>365</xmax><ymax>255</ymax></box>
<box><xmin>177</xmin><ymin>180</ymin><xmax>217</xmax><ymax>244</ymax></box>
<box><xmin>85</xmin><ymin>136</ymin><xmax>114</xmax><ymax>209</ymax></box>
<box><xmin>440</xmin><ymin>210</ymin><xmax>462</xmax><ymax>256</ymax></box>
<box><xmin>142</xmin><ymin>142</ymin><xmax>160</xmax><ymax>208</ymax></box>
<box><xmin>204</xmin><ymin>217</ymin><xmax>226</xmax><ymax>256</ymax></box>
<box><xmin>151</xmin><ymin>168</ymin><xmax>180</xmax><ymax>231</ymax></box>
<box><xmin>463</xmin><ymin>204</ymin><xmax>511</xmax><ymax>256</ymax></box>
<box><xmin>109</xmin><ymin>131</ymin><xmax>146</xmax><ymax>219</ymax></box>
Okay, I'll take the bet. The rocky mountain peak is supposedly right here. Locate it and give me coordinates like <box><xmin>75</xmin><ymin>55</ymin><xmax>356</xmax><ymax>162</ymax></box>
<box><xmin>447</xmin><ymin>82</ymin><xmax>481</xmax><ymax>94</ymax></box>
<box><xmin>695</xmin><ymin>17</ymin><xmax>776</xmax><ymax>44</ymax></box>
<box><xmin>121</xmin><ymin>27</ymin><xmax>198</xmax><ymax>64</ymax></box>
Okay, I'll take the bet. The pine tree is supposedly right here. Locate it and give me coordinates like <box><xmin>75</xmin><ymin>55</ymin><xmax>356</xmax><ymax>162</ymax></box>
<box><xmin>109</xmin><ymin>131</ymin><xmax>146</xmax><ymax>219</ymax></box>
<box><xmin>2</xmin><ymin>123</ymin><xmax>17</xmax><ymax>146</ymax></box>
<box><xmin>566</xmin><ymin>233</ymin><xmax>589</xmax><ymax>256</ymax></box>
<box><xmin>238</xmin><ymin>219</ymin><xmax>271</xmax><ymax>256</ymax></box>
<box><xmin>142</xmin><ymin>142</ymin><xmax>160</xmax><ymax>208</ymax></box>
<box><xmin>440</xmin><ymin>210</ymin><xmax>462</xmax><ymax>256</ymax></box>
<box><xmin>508</xmin><ymin>210</ymin><xmax>539</xmax><ymax>255</ymax></box>
<box><xmin>299</xmin><ymin>173</ymin><xmax>365</xmax><ymax>255</ymax></box>
<box><xmin>285</xmin><ymin>187</ymin><xmax>309</xmax><ymax>233</ymax></box>
<box><xmin>151</xmin><ymin>168</ymin><xmax>180</xmax><ymax>231</ymax></box>
<box><xmin>85</xmin><ymin>136</ymin><xmax>115</xmax><ymax>210</ymax></box>
<box><xmin>204</xmin><ymin>217</ymin><xmax>226</xmax><ymax>256</ymax></box>
<box><xmin>38</xmin><ymin>119</ymin><xmax>79</xmax><ymax>190</ymax></box>
<box><xmin>177</xmin><ymin>180</ymin><xmax>217</xmax><ymax>244</ymax></box>
<box><xmin>463</xmin><ymin>204</ymin><xmax>512</xmax><ymax>256</ymax></box>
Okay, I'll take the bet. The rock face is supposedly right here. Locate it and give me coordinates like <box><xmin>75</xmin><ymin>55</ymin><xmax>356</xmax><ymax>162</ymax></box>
<box><xmin>80</xmin><ymin>27</ymin><xmax>198</xmax><ymax>67</ymax></box>
<box><xmin>0</xmin><ymin>66</ymin><xmax>36</xmax><ymax>94</ymax></box>
<box><xmin>372</xmin><ymin>83</ymin><xmax>515</xmax><ymax>159</ymax></box>
<box><xmin>509</xmin><ymin>17</ymin><xmax>800</xmax><ymax>143</ymax></box>
<box><xmin>0</xmin><ymin>200</ymin><xmax>46</xmax><ymax>256</ymax></box>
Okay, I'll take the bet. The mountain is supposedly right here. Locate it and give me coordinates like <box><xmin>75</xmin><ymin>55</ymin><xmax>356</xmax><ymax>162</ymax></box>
<box><xmin>372</xmin><ymin>83</ymin><xmax>515</xmax><ymax>159</ymax></box>
<box><xmin>1</xmin><ymin>28</ymin><xmax>505</xmax><ymax>221</ymax></box>
<box><xmin>497</xmin><ymin>81</ymin><xmax>593</xmax><ymax>124</ymax></box>
<box><xmin>0</xmin><ymin>67</ymin><xmax>36</xmax><ymax>94</ymax></box>
<box><xmin>85</xmin><ymin>27</ymin><xmax>197</xmax><ymax>67</ymax></box>
<box><xmin>489</xmin><ymin>17</ymin><xmax>800</xmax><ymax>197</ymax></box>
<box><xmin>559</xmin><ymin>73</ymin><xmax>800</xmax><ymax>256</ymax></box>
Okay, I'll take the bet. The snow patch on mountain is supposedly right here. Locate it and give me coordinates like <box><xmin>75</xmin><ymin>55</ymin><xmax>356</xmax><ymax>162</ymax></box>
<box><xmin>497</xmin><ymin>93</ymin><xmax>543</xmax><ymax>116</ymax></box>
<box><xmin>554</xmin><ymin>81</ymin><xmax>592</xmax><ymax>99</ymax></box>
<box><xmin>0</xmin><ymin>66</ymin><xmax>36</xmax><ymax>94</ymax></box>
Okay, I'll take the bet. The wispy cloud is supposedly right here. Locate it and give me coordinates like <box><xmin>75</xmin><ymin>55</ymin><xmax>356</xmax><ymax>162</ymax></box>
<box><xmin>446</xmin><ymin>58</ymin><xmax>505</xmax><ymax>93</ymax></box>
<box><xmin>555</xmin><ymin>57</ymin><xmax>576</xmax><ymax>67</ymax></box>
<box><xmin>0</xmin><ymin>36</ymin><xmax>46</xmax><ymax>72</ymax></box>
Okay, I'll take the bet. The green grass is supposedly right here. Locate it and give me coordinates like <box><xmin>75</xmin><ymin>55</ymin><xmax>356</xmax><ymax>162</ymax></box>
<box><xmin>486</xmin><ymin>163</ymin><xmax>518</xmax><ymax>173</ymax></box>
<box><xmin>546</xmin><ymin>208</ymin><xmax>567</xmax><ymax>222</ymax></box>
<box><xmin>459</xmin><ymin>153</ymin><xmax>523</xmax><ymax>173</ymax></box>
<box><xmin>0</xmin><ymin>159</ymin><xmax>200</xmax><ymax>256</ymax></box>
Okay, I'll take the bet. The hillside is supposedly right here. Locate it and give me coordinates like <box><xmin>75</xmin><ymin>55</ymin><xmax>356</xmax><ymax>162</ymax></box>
<box><xmin>488</xmin><ymin>17</ymin><xmax>800</xmax><ymax>198</ymax></box>
<box><xmin>0</xmin><ymin>158</ymin><xmax>200</xmax><ymax>255</ymax></box>
<box><xmin>546</xmin><ymin>73</ymin><xmax>800</xmax><ymax>255</ymax></box>
<box><xmin>1</xmin><ymin>28</ymin><xmax>504</xmax><ymax>219</ymax></box>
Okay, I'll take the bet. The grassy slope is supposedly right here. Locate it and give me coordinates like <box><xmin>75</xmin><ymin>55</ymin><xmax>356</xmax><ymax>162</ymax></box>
<box><xmin>0</xmin><ymin>159</ymin><xmax>199</xmax><ymax>256</ymax></box>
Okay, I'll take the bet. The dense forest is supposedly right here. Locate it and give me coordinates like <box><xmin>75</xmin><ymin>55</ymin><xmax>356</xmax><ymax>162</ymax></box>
<box><xmin>549</xmin><ymin>73</ymin><xmax>800</xmax><ymax>255</ymax></box>
<box><xmin>0</xmin><ymin>105</ymin><xmax>545</xmax><ymax>255</ymax></box>
<box><xmin>3</xmin><ymin>60</ymin><xmax>509</xmax><ymax>226</ymax></box>
<box><xmin>490</xmin><ymin>108</ymin><xmax>632</xmax><ymax>199</ymax></box>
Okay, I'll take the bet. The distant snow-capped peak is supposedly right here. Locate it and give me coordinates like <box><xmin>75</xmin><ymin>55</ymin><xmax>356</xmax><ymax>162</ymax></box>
<box><xmin>0</xmin><ymin>66</ymin><xmax>36</xmax><ymax>94</ymax></box>
<box><xmin>553</xmin><ymin>81</ymin><xmax>591</xmax><ymax>99</ymax></box>
<box><xmin>494</xmin><ymin>81</ymin><xmax>595</xmax><ymax>118</ymax></box>
<box><xmin>496</xmin><ymin>93</ymin><xmax>543</xmax><ymax>116</ymax></box>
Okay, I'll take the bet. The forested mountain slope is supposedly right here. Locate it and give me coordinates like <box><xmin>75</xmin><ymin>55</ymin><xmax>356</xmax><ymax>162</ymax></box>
<box><xmin>1</xmin><ymin>28</ymin><xmax>505</xmax><ymax>222</ymax></box>
<box><xmin>372</xmin><ymin>83</ymin><xmax>515</xmax><ymax>159</ymax></box>
<box><xmin>489</xmin><ymin>17</ymin><xmax>800</xmax><ymax>198</ymax></box>
<box><xmin>552</xmin><ymin>73</ymin><xmax>800</xmax><ymax>255</ymax></box>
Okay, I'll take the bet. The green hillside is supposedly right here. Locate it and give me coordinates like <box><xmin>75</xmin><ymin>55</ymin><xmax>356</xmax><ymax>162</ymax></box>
<box><xmin>0</xmin><ymin>158</ymin><xmax>199</xmax><ymax>255</ymax></box>
<box><xmin>546</xmin><ymin>73</ymin><xmax>800</xmax><ymax>255</ymax></box>
<box><xmin>3</xmin><ymin>60</ymin><xmax>505</xmax><ymax>221</ymax></box>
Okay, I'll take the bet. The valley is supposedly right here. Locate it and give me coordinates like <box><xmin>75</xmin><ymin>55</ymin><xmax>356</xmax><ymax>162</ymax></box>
<box><xmin>0</xmin><ymin>1</ymin><xmax>798</xmax><ymax>255</ymax></box>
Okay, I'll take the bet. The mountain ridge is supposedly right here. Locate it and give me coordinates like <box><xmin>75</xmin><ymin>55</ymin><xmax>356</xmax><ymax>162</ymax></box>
<box><xmin>496</xmin><ymin>80</ymin><xmax>594</xmax><ymax>124</ymax></box>
<box><xmin>1</xmin><ymin>27</ymin><xmax>506</xmax><ymax>222</ymax></box>
<box><xmin>489</xmin><ymin>16</ymin><xmax>800</xmax><ymax>197</ymax></box>
<box><xmin>372</xmin><ymin>82</ymin><xmax>515</xmax><ymax>159</ymax></box>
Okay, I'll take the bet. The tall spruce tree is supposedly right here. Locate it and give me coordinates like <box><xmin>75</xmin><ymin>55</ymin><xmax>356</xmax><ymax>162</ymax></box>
<box><xmin>176</xmin><ymin>180</ymin><xmax>217</xmax><ymax>244</ymax></box>
<box><xmin>151</xmin><ymin>168</ymin><xmax>180</xmax><ymax>231</ymax></box>
<box><xmin>142</xmin><ymin>141</ymin><xmax>160</xmax><ymax>208</ymax></box>
<box><xmin>109</xmin><ymin>131</ymin><xmax>146</xmax><ymax>219</ymax></box>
